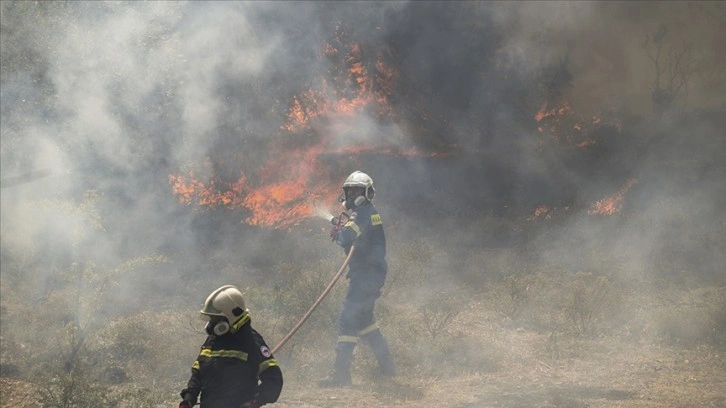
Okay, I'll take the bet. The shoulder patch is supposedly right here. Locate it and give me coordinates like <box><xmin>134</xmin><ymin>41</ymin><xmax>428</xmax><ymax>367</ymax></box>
<box><xmin>260</xmin><ymin>345</ymin><xmax>271</xmax><ymax>358</ymax></box>
<box><xmin>371</xmin><ymin>213</ymin><xmax>382</xmax><ymax>225</ymax></box>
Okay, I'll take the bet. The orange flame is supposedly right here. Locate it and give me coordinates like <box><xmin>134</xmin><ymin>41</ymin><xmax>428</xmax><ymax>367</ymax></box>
<box><xmin>169</xmin><ymin>173</ymin><xmax>249</xmax><ymax>208</ymax></box>
<box><xmin>534</xmin><ymin>101</ymin><xmax>622</xmax><ymax>149</ymax></box>
<box><xmin>535</xmin><ymin>102</ymin><xmax>571</xmax><ymax>122</ymax></box>
<box><xmin>588</xmin><ymin>178</ymin><xmax>638</xmax><ymax>216</ymax></box>
<box><xmin>170</xmin><ymin>28</ymin><xmax>410</xmax><ymax>229</ymax></box>
<box><xmin>281</xmin><ymin>39</ymin><xmax>397</xmax><ymax>135</ymax></box>
<box><xmin>528</xmin><ymin>205</ymin><xmax>551</xmax><ymax>221</ymax></box>
<box><xmin>169</xmin><ymin>146</ymin><xmax>340</xmax><ymax>228</ymax></box>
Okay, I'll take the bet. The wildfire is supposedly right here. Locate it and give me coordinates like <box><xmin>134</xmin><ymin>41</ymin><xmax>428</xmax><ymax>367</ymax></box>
<box><xmin>527</xmin><ymin>205</ymin><xmax>551</xmax><ymax>221</ymax></box>
<box><xmin>281</xmin><ymin>46</ymin><xmax>397</xmax><ymax>133</ymax></box>
<box><xmin>535</xmin><ymin>101</ymin><xmax>571</xmax><ymax>122</ymax></box>
<box><xmin>527</xmin><ymin>205</ymin><xmax>572</xmax><ymax>221</ymax></box>
<box><xmin>170</xmin><ymin>22</ymin><xmax>632</xmax><ymax>229</ymax></box>
<box><xmin>169</xmin><ymin>24</ymin><xmax>407</xmax><ymax>229</ymax></box>
<box><xmin>588</xmin><ymin>178</ymin><xmax>638</xmax><ymax>216</ymax></box>
<box><xmin>534</xmin><ymin>101</ymin><xmax>622</xmax><ymax>148</ymax></box>
<box><xmin>169</xmin><ymin>173</ymin><xmax>248</xmax><ymax>208</ymax></box>
<box><xmin>169</xmin><ymin>148</ymin><xmax>340</xmax><ymax>228</ymax></box>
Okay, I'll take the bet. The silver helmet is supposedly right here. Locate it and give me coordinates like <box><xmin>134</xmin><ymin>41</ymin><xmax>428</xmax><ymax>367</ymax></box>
<box><xmin>341</xmin><ymin>170</ymin><xmax>375</xmax><ymax>209</ymax></box>
<box><xmin>200</xmin><ymin>285</ymin><xmax>249</xmax><ymax>325</ymax></box>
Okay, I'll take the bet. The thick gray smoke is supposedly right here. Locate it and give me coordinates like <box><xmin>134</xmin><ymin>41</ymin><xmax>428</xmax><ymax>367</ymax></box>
<box><xmin>1</xmin><ymin>0</ymin><xmax>724</xmax><ymax>304</ymax></box>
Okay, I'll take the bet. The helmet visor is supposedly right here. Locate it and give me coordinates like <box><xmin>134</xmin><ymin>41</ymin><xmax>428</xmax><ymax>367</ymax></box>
<box><xmin>344</xmin><ymin>186</ymin><xmax>365</xmax><ymax>201</ymax></box>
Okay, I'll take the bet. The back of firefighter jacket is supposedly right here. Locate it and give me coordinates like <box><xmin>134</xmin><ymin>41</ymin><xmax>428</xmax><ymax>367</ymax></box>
<box><xmin>181</xmin><ymin>325</ymin><xmax>282</xmax><ymax>408</ymax></box>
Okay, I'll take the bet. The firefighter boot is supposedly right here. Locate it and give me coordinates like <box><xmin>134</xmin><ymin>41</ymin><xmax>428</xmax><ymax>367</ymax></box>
<box><xmin>318</xmin><ymin>341</ymin><xmax>355</xmax><ymax>387</ymax></box>
<box><xmin>363</xmin><ymin>328</ymin><xmax>395</xmax><ymax>377</ymax></box>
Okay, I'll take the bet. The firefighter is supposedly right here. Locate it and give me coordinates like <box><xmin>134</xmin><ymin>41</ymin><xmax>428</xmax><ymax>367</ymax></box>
<box><xmin>319</xmin><ymin>171</ymin><xmax>395</xmax><ymax>387</ymax></box>
<box><xmin>179</xmin><ymin>285</ymin><xmax>283</xmax><ymax>408</ymax></box>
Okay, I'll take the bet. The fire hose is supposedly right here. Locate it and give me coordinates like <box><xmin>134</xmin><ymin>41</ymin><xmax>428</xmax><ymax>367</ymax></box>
<box><xmin>271</xmin><ymin>245</ymin><xmax>355</xmax><ymax>354</ymax></box>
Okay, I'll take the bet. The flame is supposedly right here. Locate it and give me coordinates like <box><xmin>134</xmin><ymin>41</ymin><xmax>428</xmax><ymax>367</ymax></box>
<box><xmin>170</xmin><ymin>146</ymin><xmax>340</xmax><ymax>228</ymax></box>
<box><xmin>169</xmin><ymin>173</ymin><xmax>248</xmax><ymax>208</ymax></box>
<box><xmin>527</xmin><ymin>205</ymin><xmax>572</xmax><ymax>221</ymax></box>
<box><xmin>281</xmin><ymin>36</ymin><xmax>398</xmax><ymax>134</ymax></box>
<box><xmin>534</xmin><ymin>101</ymin><xmax>621</xmax><ymax>148</ymax></box>
<box><xmin>172</xmin><ymin>23</ymin><xmax>633</xmax><ymax>229</ymax></box>
<box><xmin>588</xmin><ymin>178</ymin><xmax>638</xmax><ymax>216</ymax></box>
<box><xmin>169</xmin><ymin>24</ymin><xmax>411</xmax><ymax>229</ymax></box>
<box><xmin>527</xmin><ymin>205</ymin><xmax>551</xmax><ymax>221</ymax></box>
<box><xmin>535</xmin><ymin>101</ymin><xmax>571</xmax><ymax>122</ymax></box>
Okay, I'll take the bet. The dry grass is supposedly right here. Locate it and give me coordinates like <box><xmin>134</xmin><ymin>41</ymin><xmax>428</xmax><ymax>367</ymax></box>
<box><xmin>1</xmin><ymin>217</ymin><xmax>724</xmax><ymax>408</ymax></box>
<box><xmin>2</xmin><ymin>280</ymin><xmax>724</xmax><ymax>408</ymax></box>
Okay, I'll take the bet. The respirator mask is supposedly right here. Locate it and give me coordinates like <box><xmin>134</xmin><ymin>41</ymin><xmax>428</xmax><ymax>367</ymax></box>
<box><xmin>204</xmin><ymin>315</ymin><xmax>231</xmax><ymax>336</ymax></box>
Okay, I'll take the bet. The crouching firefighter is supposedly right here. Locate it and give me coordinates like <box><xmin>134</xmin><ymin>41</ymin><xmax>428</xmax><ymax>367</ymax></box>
<box><xmin>319</xmin><ymin>170</ymin><xmax>395</xmax><ymax>387</ymax></box>
<box><xmin>179</xmin><ymin>285</ymin><xmax>283</xmax><ymax>408</ymax></box>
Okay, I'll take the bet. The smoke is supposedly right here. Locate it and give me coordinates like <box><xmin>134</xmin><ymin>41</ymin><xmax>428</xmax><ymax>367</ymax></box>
<box><xmin>1</xmin><ymin>0</ymin><xmax>725</xmax><ymax>333</ymax></box>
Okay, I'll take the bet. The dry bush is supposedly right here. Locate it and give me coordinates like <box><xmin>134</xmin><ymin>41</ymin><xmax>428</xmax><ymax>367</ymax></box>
<box><xmin>563</xmin><ymin>272</ymin><xmax>620</xmax><ymax>336</ymax></box>
<box><xmin>114</xmin><ymin>384</ymin><xmax>173</xmax><ymax>408</ymax></box>
<box><xmin>456</xmin><ymin>246</ymin><xmax>535</xmax><ymax>291</ymax></box>
<box><xmin>651</xmin><ymin>307</ymin><xmax>713</xmax><ymax>346</ymax></box>
<box><xmin>490</xmin><ymin>273</ymin><xmax>544</xmax><ymax>321</ymax></box>
<box><xmin>92</xmin><ymin>309</ymin><xmax>201</xmax><ymax>383</ymax></box>
<box><xmin>647</xmin><ymin>287</ymin><xmax>726</xmax><ymax>346</ymax></box>
<box><xmin>417</xmin><ymin>290</ymin><xmax>461</xmax><ymax>340</ymax></box>
<box><xmin>36</xmin><ymin>366</ymin><xmax>121</xmax><ymax>408</ymax></box>
<box><xmin>487</xmin><ymin>269</ymin><xmax>626</xmax><ymax>341</ymax></box>
<box><xmin>389</xmin><ymin>323</ymin><xmax>502</xmax><ymax>378</ymax></box>
<box><xmin>33</xmin><ymin>363</ymin><xmax>173</xmax><ymax>408</ymax></box>
<box><xmin>385</xmin><ymin>238</ymin><xmax>435</xmax><ymax>296</ymax></box>
<box><xmin>488</xmin><ymin>271</ymin><xmax>565</xmax><ymax>332</ymax></box>
<box><xmin>228</xmin><ymin>254</ymin><xmax>355</xmax><ymax>381</ymax></box>
<box><xmin>377</xmin><ymin>291</ymin><xmax>502</xmax><ymax>379</ymax></box>
<box><xmin>251</xmin><ymin>257</ymin><xmax>346</xmax><ymax>349</ymax></box>
<box><xmin>0</xmin><ymin>241</ymin><xmax>176</xmax><ymax>407</ymax></box>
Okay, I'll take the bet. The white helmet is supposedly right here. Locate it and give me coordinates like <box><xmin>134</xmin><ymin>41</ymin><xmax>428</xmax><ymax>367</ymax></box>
<box><xmin>341</xmin><ymin>171</ymin><xmax>375</xmax><ymax>209</ymax></box>
<box><xmin>200</xmin><ymin>285</ymin><xmax>249</xmax><ymax>325</ymax></box>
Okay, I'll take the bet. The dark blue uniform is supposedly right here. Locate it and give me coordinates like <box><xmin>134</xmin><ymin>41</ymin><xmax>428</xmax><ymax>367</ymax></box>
<box><xmin>335</xmin><ymin>201</ymin><xmax>387</xmax><ymax>336</ymax></box>
<box><xmin>327</xmin><ymin>201</ymin><xmax>394</xmax><ymax>384</ymax></box>
<box><xmin>181</xmin><ymin>315</ymin><xmax>283</xmax><ymax>407</ymax></box>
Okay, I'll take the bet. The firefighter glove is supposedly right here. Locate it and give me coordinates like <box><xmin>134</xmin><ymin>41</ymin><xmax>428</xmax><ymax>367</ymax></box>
<box><xmin>329</xmin><ymin>224</ymin><xmax>342</xmax><ymax>241</ymax></box>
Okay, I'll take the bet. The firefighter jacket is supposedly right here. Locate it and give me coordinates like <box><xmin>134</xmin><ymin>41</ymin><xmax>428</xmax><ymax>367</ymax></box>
<box><xmin>334</xmin><ymin>201</ymin><xmax>387</xmax><ymax>281</ymax></box>
<box><xmin>180</xmin><ymin>317</ymin><xmax>282</xmax><ymax>408</ymax></box>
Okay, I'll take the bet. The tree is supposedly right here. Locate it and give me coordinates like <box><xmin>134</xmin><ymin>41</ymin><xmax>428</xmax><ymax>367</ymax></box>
<box><xmin>642</xmin><ymin>24</ymin><xmax>697</xmax><ymax>116</ymax></box>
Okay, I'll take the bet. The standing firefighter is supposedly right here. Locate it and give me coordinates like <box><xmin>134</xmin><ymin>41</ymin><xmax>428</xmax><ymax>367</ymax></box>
<box><xmin>179</xmin><ymin>285</ymin><xmax>283</xmax><ymax>408</ymax></box>
<box><xmin>319</xmin><ymin>170</ymin><xmax>395</xmax><ymax>387</ymax></box>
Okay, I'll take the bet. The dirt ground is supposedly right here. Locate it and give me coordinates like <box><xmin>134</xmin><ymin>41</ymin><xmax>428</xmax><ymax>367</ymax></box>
<box><xmin>273</xmin><ymin>333</ymin><xmax>725</xmax><ymax>408</ymax></box>
<box><xmin>6</xmin><ymin>332</ymin><xmax>722</xmax><ymax>408</ymax></box>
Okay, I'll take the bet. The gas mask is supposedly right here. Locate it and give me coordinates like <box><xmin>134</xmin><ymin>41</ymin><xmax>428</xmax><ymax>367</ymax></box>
<box><xmin>204</xmin><ymin>316</ymin><xmax>231</xmax><ymax>336</ymax></box>
<box><xmin>341</xmin><ymin>187</ymin><xmax>366</xmax><ymax>210</ymax></box>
